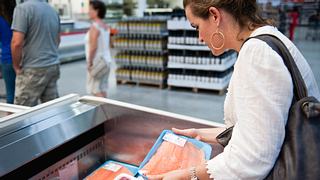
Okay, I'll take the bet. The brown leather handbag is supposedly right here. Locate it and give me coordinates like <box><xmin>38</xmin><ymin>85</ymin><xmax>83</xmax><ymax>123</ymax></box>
<box><xmin>216</xmin><ymin>34</ymin><xmax>320</xmax><ymax>180</ymax></box>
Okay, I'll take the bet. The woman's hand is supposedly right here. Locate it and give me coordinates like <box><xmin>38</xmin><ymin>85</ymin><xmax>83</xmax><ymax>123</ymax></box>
<box><xmin>147</xmin><ymin>169</ymin><xmax>189</xmax><ymax>180</ymax></box>
<box><xmin>172</xmin><ymin>127</ymin><xmax>226</xmax><ymax>144</ymax></box>
<box><xmin>87</xmin><ymin>62</ymin><xmax>93</xmax><ymax>71</ymax></box>
<box><xmin>14</xmin><ymin>67</ymin><xmax>23</xmax><ymax>75</ymax></box>
<box><xmin>172</xmin><ymin>128</ymin><xmax>201</xmax><ymax>140</ymax></box>
<box><xmin>147</xmin><ymin>165</ymin><xmax>213</xmax><ymax>180</ymax></box>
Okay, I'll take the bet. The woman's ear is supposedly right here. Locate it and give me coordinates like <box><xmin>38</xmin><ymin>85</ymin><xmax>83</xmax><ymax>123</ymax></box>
<box><xmin>208</xmin><ymin>7</ymin><xmax>221</xmax><ymax>26</ymax></box>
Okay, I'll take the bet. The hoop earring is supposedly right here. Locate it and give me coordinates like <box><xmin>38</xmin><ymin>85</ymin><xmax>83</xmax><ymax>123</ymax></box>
<box><xmin>210</xmin><ymin>29</ymin><xmax>225</xmax><ymax>50</ymax></box>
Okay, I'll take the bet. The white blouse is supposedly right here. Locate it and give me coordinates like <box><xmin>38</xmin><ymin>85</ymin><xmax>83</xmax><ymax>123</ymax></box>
<box><xmin>85</xmin><ymin>22</ymin><xmax>112</xmax><ymax>64</ymax></box>
<box><xmin>206</xmin><ymin>26</ymin><xmax>320</xmax><ymax>180</ymax></box>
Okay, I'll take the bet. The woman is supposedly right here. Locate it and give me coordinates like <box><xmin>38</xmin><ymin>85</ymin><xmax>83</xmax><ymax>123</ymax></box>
<box><xmin>278</xmin><ymin>7</ymin><xmax>287</xmax><ymax>35</ymax></box>
<box><xmin>86</xmin><ymin>0</ymin><xmax>112</xmax><ymax>97</ymax></box>
<box><xmin>0</xmin><ymin>0</ymin><xmax>16</xmax><ymax>104</ymax></box>
<box><xmin>150</xmin><ymin>0</ymin><xmax>320</xmax><ymax>179</ymax></box>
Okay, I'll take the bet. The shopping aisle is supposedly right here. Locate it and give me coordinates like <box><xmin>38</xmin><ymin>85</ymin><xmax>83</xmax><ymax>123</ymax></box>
<box><xmin>1</xmin><ymin>37</ymin><xmax>318</xmax><ymax>122</ymax></box>
<box><xmin>57</xmin><ymin>38</ymin><xmax>320</xmax><ymax>124</ymax></box>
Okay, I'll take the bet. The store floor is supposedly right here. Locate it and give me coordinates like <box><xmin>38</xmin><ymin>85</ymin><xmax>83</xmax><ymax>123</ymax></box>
<box><xmin>58</xmin><ymin>60</ymin><xmax>226</xmax><ymax>123</ymax></box>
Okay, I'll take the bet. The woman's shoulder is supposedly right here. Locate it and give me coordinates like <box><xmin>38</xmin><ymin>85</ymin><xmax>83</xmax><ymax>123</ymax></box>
<box><xmin>238</xmin><ymin>35</ymin><xmax>286</xmax><ymax>68</ymax></box>
<box><xmin>240</xmin><ymin>37</ymin><xmax>272</xmax><ymax>55</ymax></box>
<box><xmin>241</xmin><ymin>28</ymin><xmax>289</xmax><ymax>55</ymax></box>
<box><xmin>101</xmin><ymin>22</ymin><xmax>110</xmax><ymax>30</ymax></box>
<box><xmin>92</xmin><ymin>21</ymin><xmax>109</xmax><ymax>31</ymax></box>
<box><xmin>90</xmin><ymin>22</ymin><xmax>99</xmax><ymax>29</ymax></box>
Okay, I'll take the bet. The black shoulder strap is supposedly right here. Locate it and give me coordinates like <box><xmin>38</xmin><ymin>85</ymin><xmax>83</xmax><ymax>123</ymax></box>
<box><xmin>243</xmin><ymin>34</ymin><xmax>308</xmax><ymax>100</ymax></box>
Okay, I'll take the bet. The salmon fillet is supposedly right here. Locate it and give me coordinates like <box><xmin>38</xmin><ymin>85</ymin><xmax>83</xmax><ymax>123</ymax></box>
<box><xmin>141</xmin><ymin>141</ymin><xmax>205</xmax><ymax>176</ymax></box>
<box><xmin>86</xmin><ymin>164</ymin><xmax>133</xmax><ymax>180</ymax></box>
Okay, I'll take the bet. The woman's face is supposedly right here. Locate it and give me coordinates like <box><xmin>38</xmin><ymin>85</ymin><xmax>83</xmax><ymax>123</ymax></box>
<box><xmin>185</xmin><ymin>6</ymin><xmax>225</xmax><ymax>56</ymax></box>
<box><xmin>88</xmin><ymin>5</ymin><xmax>98</xmax><ymax>20</ymax></box>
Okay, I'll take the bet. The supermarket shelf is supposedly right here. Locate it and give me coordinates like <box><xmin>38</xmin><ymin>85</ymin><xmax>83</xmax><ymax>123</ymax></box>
<box><xmin>116</xmin><ymin>47</ymin><xmax>168</xmax><ymax>53</ymax></box>
<box><xmin>168</xmin><ymin>58</ymin><xmax>236</xmax><ymax>71</ymax></box>
<box><xmin>121</xmin><ymin>17</ymin><xmax>169</xmax><ymax>22</ymax></box>
<box><xmin>167</xmin><ymin>20</ymin><xmax>194</xmax><ymax>30</ymax></box>
<box><xmin>115</xmin><ymin>17</ymin><xmax>169</xmax><ymax>89</ymax></box>
<box><xmin>117</xmin><ymin>31</ymin><xmax>168</xmax><ymax>37</ymax></box>
<box><xmin>168</xmin><ymin>44</ymin><xmax>210</xmax><ymax>51</ymax></box>
<box><xmin>116</xmin><ymin>63</ymin><xmax>166</xmax><ymax>70</ymax></box>
<box><xmin>168</xmin><ymin>79</ymin><xmax>229</xmax><ymax>91</ymax></box>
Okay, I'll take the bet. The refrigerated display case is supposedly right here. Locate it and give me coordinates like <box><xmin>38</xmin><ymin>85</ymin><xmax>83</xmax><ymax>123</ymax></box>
<box><xmin>0</xmin><ymin>94</ymin><xmax>224</xmax><ymax>179</ymax></box>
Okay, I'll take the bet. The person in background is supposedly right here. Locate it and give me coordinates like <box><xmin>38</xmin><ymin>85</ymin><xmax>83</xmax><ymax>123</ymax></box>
<box><xmin>278</xmin><ymin>6</ymin><xmax>287</xmax><ymax>35</ymax></box>
<box><xmin>148</xmin><ymin>0</ymin><xmax>320</xmax><ymax>179</ymax></box>
<box><xmin>289</xmin><ymin>6</ymin><xmax>299</xmax><ymax>41</ymax></box>
<box><xmin>307</xmin><ymin>11</ymin><xmax>320</xmax><ymax>41</ymax></box>
<box><xmin>11</xmin><ymin>0</ymin><xmax>61</xmax><ymax>107</ymax></box>
<box><xmin>85</xmin><ymin>0</ymin><xmax>112</xmax><ymax>98</ymax></box>
<box><xmin>0</xmin><ymin>0</ymin><xmax>16</xmax><ymax>104</ymax></box>
<box><xmin>316</xmin><ymin>11</ymin><xmax>320</xmax><ymax>40</ymax></box>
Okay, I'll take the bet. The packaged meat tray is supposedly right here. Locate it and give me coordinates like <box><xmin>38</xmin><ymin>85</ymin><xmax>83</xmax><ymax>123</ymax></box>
<box><xmin>138</xmin><ymin>130</ymin><xmax>212</xmax><ymax>178</ymax></box>
<box><xmin>85</xmin><ymin>160</ymin><xmax>139</xmax><ymax>180</ymax></box>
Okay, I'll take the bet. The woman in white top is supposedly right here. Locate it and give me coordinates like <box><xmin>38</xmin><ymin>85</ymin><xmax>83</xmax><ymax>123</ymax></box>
<box><xmin>85</xmin><ymin>0</ymin><xmax>112</xmax><ymax>97</ymax></box>
<box><xmin>149</xmin><ymin>0</ymin><xmax>320</xmax><ymax>179</ymax></box>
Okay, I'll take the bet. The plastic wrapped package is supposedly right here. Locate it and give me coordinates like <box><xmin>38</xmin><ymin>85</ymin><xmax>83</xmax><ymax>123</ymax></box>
<box><xmin>85</xmin><ymin>160</ymin><xmax>139</xmax><ymax>180</ymax></box>
<box><xmin>114</xmin><ymin>173</ymin><xmax>145</xmax><ymax>180</ymax></box>
<box><xmin>138</xmin><ymin>130</ymin><xmax>212</xmax><ymax>178</ymax></box>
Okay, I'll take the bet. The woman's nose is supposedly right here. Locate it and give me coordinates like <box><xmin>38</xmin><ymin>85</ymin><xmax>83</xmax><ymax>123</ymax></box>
<box><xmin>198</xmin><ymin>32</ymin><xmax>204</xmax><ymax>43</ymax></box>
<box><xmin>199</xmin><ymin>36</ymin><xmax>204</xmax><ymax>43</ymax></box>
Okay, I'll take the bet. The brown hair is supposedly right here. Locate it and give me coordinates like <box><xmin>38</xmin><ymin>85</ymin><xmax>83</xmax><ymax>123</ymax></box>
<box><xmin>183</xmin><ymin>0</ymin><xmax>272</xmax><ymax>30</ymax></box>
<box><xmin>0</xmin><ymin>0</ymin><xmax>16</xmax><ymax>25</ymax></box>
<box><xmin>90</xmin><ymin>0</ymin><xmax>107</xmax><ymax>19</ymax></box>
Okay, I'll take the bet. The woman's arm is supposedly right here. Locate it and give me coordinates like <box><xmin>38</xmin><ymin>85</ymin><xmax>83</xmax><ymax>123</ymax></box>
<box><xmin>173</xmin><ymin>127</ymin><xmax>226</xmax><ymax>144</ymax></box>
<box><xmin>88</xmin><ymin>25</ymin><xmax>99</xmax><ymax>69</ymax></box>
<box><xmin>148</xmin><ymin>162</ymin><xmax>212</xmax><ymax>180</ymax></box>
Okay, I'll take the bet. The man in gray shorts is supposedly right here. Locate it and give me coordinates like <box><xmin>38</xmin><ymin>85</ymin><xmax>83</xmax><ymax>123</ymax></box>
<box><xmin>11</xmin><ymin>0</ymin><xmax>60</xmax><ymax>106</ymax></box>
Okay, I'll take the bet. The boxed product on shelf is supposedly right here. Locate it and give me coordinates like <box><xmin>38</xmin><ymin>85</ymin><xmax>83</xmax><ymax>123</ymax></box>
<box><xmin>114</xmin><ymin>36</ymin><xmax>167</xmax><ymax>51</ymax></box>
<box><xmin>168</xmin><ymin>71</ymin><xmax>231</xmax><ymax>84</ymax></box>
<box><xmin>116</xmin><ymin>16</ymin><xmax>168</xmax><ymax>35</ymax></box>
<box><xmin>185</xmin><ymin>30</ymin><xmax>202</xmax><ymax>45</ymax></box>
<box><xmin>115</xmin><ymin>52</ymin><xmax>130</xmax><ymax>66</ymax></box>
<box><xmin>115</xmin><ymin>51</ymin><xmax>167</xmax><ymax>69</ymax></box>
<box><xmin>85</xmin><ymin>160</ymin><xmax>139</xmax><ymax>180</ymax></box>
<box><xmin>116</xmin><ymin>68</ymin><xmax>167</xmax><ymax>84</ymax></box>
<box><xmin>168</xmin><ymin>50</ymin><xmax>237</xmax><ymax>70</ymax></box>
<box><xmin>168</xmin><ymin>30</ymin><xmax>185</xmax><ymax>44</ymax></box>
<box><xmin>117</xmin><ymin>21</ymin><xmax>129</xmax><ymax>34</ymax></box>
<box><xmin>131</xmin><ymin>68</ymin><xmax>166</xmax><ymax>83</ymax></box>
<box><xmin>138</xmin><ymin>130</ymin><xmax>212</xmax><ymax>178</ymax></box>
<box><xmin>128</xmin><ymin>21</ymin><xmax>167</xmax><ymax>34</ymax></box>
<box><xmin>168</xmin><ymin>30</ymin><xmax>205</xmax><ymax>46</ymax></box>
<box><xmin>116</xmin><ymin>68</ymin><xmax>131</xmax><ymax>81</ymax></box>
